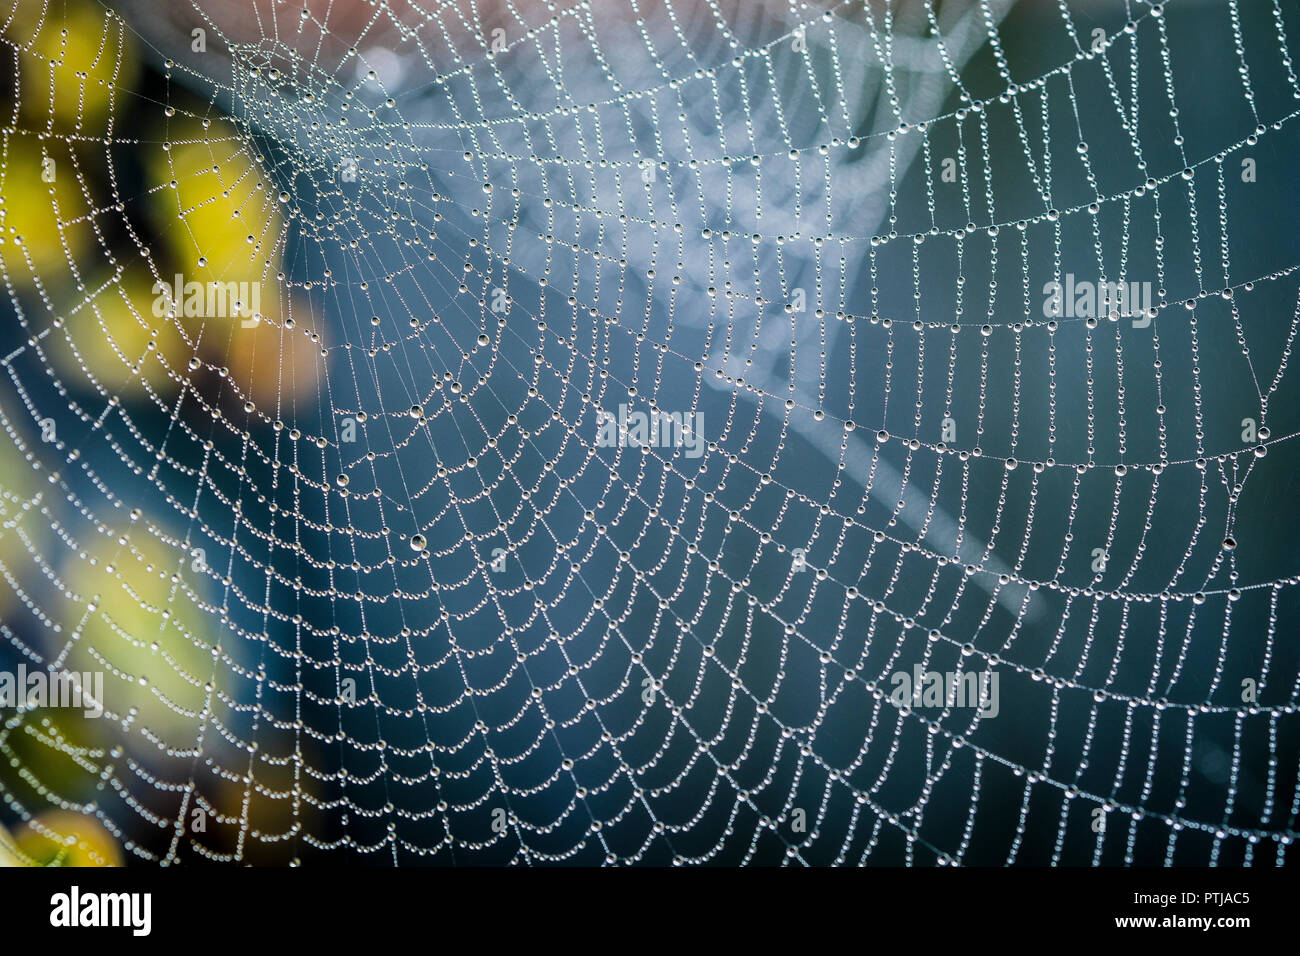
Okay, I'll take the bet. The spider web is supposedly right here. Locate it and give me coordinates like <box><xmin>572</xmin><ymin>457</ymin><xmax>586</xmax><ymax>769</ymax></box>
<box><xmin>0</xmin><ymin>0</ymin><xmax>1298</xmax><ymax>866</ymax></box>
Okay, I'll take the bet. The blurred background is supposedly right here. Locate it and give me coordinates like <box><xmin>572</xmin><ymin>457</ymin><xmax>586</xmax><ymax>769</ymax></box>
<box><xmin>0</xmin><ymin>0</ymin><xmax>1296</xmax><ymax>867</ymax></box>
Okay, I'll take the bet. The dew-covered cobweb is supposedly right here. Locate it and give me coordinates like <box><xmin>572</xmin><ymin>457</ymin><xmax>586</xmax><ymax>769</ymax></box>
<box><xmin>0</xmin><ymin>0</ymin><xmax>1298</xmax><ymax>866</ymax></box>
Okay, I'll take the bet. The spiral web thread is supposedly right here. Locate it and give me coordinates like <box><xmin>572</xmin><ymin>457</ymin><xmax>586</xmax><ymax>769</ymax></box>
<box><xmin>0</xmin><ymin>0</ymin><xmax>1298</xmax><ymax>866</ymax></box>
